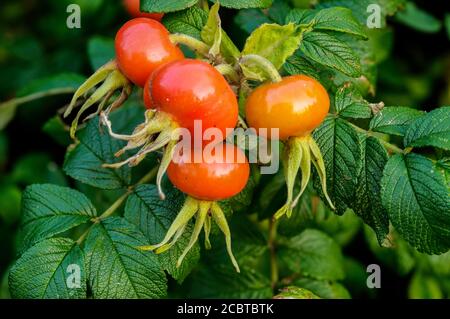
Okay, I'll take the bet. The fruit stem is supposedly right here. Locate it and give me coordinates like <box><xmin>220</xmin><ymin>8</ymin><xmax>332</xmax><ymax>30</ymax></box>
<box><xmin>169</xmin><ymin>33</ymin><xmax>211</xmax><ymax>57</ymax></box>
<box><xmin>240</xmin><ymin>54</ymin><xmax>282</xmax><ymax>83</ymax></box>
<box><xmin>215</xmin><ymin>63</ymin><xmax>240</xmax><ymax>83</ymax></box>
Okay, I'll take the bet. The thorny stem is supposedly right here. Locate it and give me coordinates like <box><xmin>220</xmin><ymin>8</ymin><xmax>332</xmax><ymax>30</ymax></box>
<box><xmin>76</xmin><ymin>166</ymin><xmax>159</xmax><ymax>245</ymax></box>
<box><xmin>349</xmin><ymin>122</ymin><xmax>405</xmax><ymax>154</ymax></box>
<box><xmin>268</xmin><ymin>218</ymin><xmax>279</xmax><ymax>291</ymax></box>
<box><xmin>169</xmin><ymin>33</ymin><xmax>211</xmax><ymax>57</ymax></box>
<box><xmin>240</xmin><ymin>54</ymin><xmax>282</xmax><ymax>83</ymax></box>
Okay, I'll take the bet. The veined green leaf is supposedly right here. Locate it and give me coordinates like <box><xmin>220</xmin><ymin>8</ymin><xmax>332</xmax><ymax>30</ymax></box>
<box><xmin>352</xmin><ymin>136</ymin><xmax>389</xmax><ymax>245</ymax></box>
<box><xmin>312</xmin><ymin>116</ymin><xmax>361</xmax><ymax>215</ymax></box>
<box><xmin>287</xmin><ymin>7</ymin><xmax>367</xmax><ymax>38</ymax></box>
<box><xmin>381</xmin><ymin>153</ymin><xmax>450</xmax><ymax>254</ymax></box>
<box><xmin>84</xmin><ymin>217</ymin><xmax>167</xmax><ymax>299</ymax></box>
<box><xmin>370</xmin><ymin>106</ymin><xmax>424</xmax><ymax>137</ymax></box>
<box><xmin>141</xmin><ymin>0</ymin><xmax>198</xmax><ymax>13</ymax></box>
<box><xmin>211</xmin><ymin>0</ymin><xmax>273</xmax><ymax>9</ymax></box>
<box><xmin>125</xmin><ymin>184</ymin><xmax>199</xmax><ymax>283</ymax></box>
<box><xmin>63</xmin><ymin>103</ymin><xmax>145</xmax><ymax>190</ymax></box>
<box><xmin>279</xmin><ymin>229</ymin><xmax>345</xmax><ymax>280</ymax></box>
<box><xmin>335</xmin><ymin>84</ymin><xmax>372</xmax><ymax>119</ymax></box>
<box><xmin>20</xmin><ymin>184</ymin><xmax>96</xmax><ymax>251</ymax></box>
<box><xmin>274</xmin><ymin>286</ymin><xmax>320</xmax><ymax>299</ymax></box>
<box><xmin>163</xmin><ymin>7</ymin><xmax>208</xmax><ymax>40</ymax></box>
<box><xmin>9</xmin><ymin>238</ymin><xmax>86</xmax><ymax>299</ymax></box>
<box><xmin>293</xmin><ymin>278</ymin><xmax>351</xmax><ymax>299</ymax></box>
<box><xmin>404</xmin><ymin>106</ymin><xmax>450</xmax><ymax>151</ymax></box>
<box><xmin>300</xmin><ymin>31</ymin><xmax>361</xmax><ymax>77</ymax></box>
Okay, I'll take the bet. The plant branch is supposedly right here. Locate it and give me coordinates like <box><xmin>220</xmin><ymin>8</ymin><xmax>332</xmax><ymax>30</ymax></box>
<box><xmin>77</xmin><ymin>166</ymin><xmax>159</xmax><ymax>245</ymax></box>
<box><xmin>240</xmin><ymin>54</ymin><xmax>282</xmax><ymax>83</ymax></box>
<box><xmin>268</xmin><ymin>217</ymin><xmax>279</xmax><ymax>291</ymax></box>
<box><xmin>0</xmin><ymin>88</ymin><xmax>77</xmax><ymax>108</ymax></box>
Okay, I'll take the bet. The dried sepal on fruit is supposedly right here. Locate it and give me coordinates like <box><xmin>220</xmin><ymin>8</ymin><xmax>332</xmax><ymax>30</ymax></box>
<box><xmin>64</xmin><ymin>60</ymin><xmax>132</xmax><ymax>138</ymax></box>
<box><xmin>245</xmin><ymin>69</ymin><xmax>335</xmax><ymax>219</ymax></box>
<box><xmin>140</xmin><ymin>143</ymin><xmax>250</xmax><ymax>272</ymax></box>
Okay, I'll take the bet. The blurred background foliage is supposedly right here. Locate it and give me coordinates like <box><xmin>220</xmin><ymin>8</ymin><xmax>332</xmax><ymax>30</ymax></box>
<box><xmin>0</xmin><ymin>0</ymin><xmax>449</xmax><ymax>299</ymax></box>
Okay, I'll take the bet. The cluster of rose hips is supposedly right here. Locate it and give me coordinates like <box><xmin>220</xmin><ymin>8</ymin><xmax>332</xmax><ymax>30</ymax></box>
<box><xmin>65</xmin><ymin>1</ymin><xmax>332</xmax><ymax>271</ymax></box>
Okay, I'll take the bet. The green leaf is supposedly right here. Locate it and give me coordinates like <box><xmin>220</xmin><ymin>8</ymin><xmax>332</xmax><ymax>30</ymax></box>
<box><xmin>404</xmin><ymin>106</ymin><xmax>450</xmax><ymax>151</ymax></box>
<box><xmin>87</xmin><ymin>36</ymin><xmax>115</xmax><ymax>70</ymax></box>
<box><xmin>300</xmin><ymin>31</ymin><xmax>361</xmax><ymax>77</ymax></box>
<box><xmin>335</xmin><ymin>85</ymin><xmax>372</xmax><ymax>119</ymax></box>
<box><xmin>20</xmin><ymin>184</ymin><xmax>96</xmax><ymax>251</ymax></box>
<box><xmin>42</xmin><ymin>116</ymin><xmax>71</xmax><ymax>147</ymax></box>
<box><xmin>312</xmin><ymin>116</ymin><xmax>361</xmax><ymax>215</ymax></box>
<box><xmin>234</xmin><ymin>9</ymin><xmax>272</xmax><ymax>34</ymax></box>
<box><xmin>283</xmin><ymin>53</ymin><xmax>320</xmax><ymax>80</ymax></box>
<box><xmin>124</xmin><ymin>184</ymin><xmax>200</xmax><ymax>283</ymax></box>
<box><xmin>267</xmin><ymin>0</ymin><xmax>291</xmax><ymax>25</ymax></box>
<box><xmin>16</xmin><ymin>73</ymin><xmax>86</xmax><ymax>97</ymax></box>
<box><xmin>211</xmin><ymin>0</ymin><xmax>273</xmax><ymax>9</ymax></box>
<box><xmin>274</xmin><ymin>286</ymin><xmax>320</xmax><ymax>299</ymax></box>
<box><xmin>0</xmin><ymin>73</ymin><xmax>85</xmax><ymax>130</ymax></box>
<box><xmin>293</xmin><ymin>278</ymin><xmax>351</xmax><ymax>299</ymax></box>
<box><xmin>12</xmin><ymin>153</ymin><xmax>67</xmax><ymax>186</ymax></box>
<box><xmin>279</xmin><ymin>229</ymin><xmax>345</xmax><ymax>280</ymax></box>
<box><xmin>396</xmin><ymin>2</ymin><xmax>442</xmax><ymax>33</ymax></box>
<box><xmin>9</xmin><ymin>238</ymin><xmax>86</xmax><ymax>299</ymax></box>
<box><xmin>287</xmin><ymin>7</ymin><xmax>367</xmax><ymax>38</ymax></box>
<box><xmin>317</xmin><ymin>0</ymin><xmax>406</xmax><ymax>28</ymax></box>
<box><xmin>0</xmin><ymin>183</ymin><xmax>21</xmax><ymax>224</ymax></box>
<box><xmin>381</xmin><ymin>153</ymin><xmax>450</xmax><ymax>254</ymax></box>
<box><xmin>370</xmin><ymin>106</ymin><xmax>424</xmax><ymax>137</ymax></box>
<box><xmin>163</xmin><ymin>7</ymin><xmax>208</xmax><ymax>40</ymax></box>
<box><xmin>408</xmin><ymin>272</ymin><xmax>443</xmax><ymax>299</ymax></box>
<box><xmin>63</xmin><ymin>117</ymin><xmax>131</xmax><ymax>190</ymax></box>
<box><xmin>242</xmin><ymin>23</ymin><xmax>303</xmax><ymax>72</ymax></box>
<box><xmin>141</xmin><ymin>0</ymin><xmax>198</xmax><ymax>13</ymax></box>
<box><xmin>200</xmin><ymin>3</ymin><xmax>240</xmax><ymax>62</ymax></box>
<box><xmin>84</xmin><ymin>217</ymin><xmax>167</xmax><ymax>298</ymax></box>
<box><xmin>352</xmin><ymin>136</ymin><xmax>389</xmax><ymax>245</ymax></box>
<box><xmin>187</xmin><ymin>264</ymin><xmax>272</xmax><ymax>298</ymax></box>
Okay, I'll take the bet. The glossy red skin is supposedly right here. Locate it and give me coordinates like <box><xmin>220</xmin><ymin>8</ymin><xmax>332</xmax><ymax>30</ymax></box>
<box><xmin>143</xmin><ymin>77</ymin><xmax>152</xmax><ymax>109</ymax></box>
<box><xmin>167</xmin><ymin>144</ymin><xmax>250</xmax><ymax>201</ymax></box>
<box><xmin>123</xmin><ymin>0</ymin><xmax>164</xmax><ymax>21</ymax></box>
<box><xmin>149</xmin><ymin>59</ymin><xmax>239</xmax><ymax>139</ymax></box>
<box><xmin>245</xmin><ymin>75</ymin><xmax>330</xmax><ymax>140</ymax></box>
<box><xmin>115</xmin><ymin>18</ymin><xmax>184</xmax><ymax>87</ymax></box>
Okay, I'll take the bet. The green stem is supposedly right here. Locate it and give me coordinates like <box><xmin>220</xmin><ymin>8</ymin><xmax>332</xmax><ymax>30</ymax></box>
<box><xmin>99</xmin><ymin>167</ymin><xmax>159</xmax><ymax>220</ymax></box>
<box><xmin>1</xmin><ymin>88</ymin><xmax>76</xmax><ymax>108</ymax></box>
<box><xmin>240</xmin><ymin>54</ymin><xmax>282</xmax><ymax>83</ymax></box>
<box><xmin>268</xmin><ymin>218</ymin><xmax>279</xmax><ymax>291</ymax></box>
<box><xmin>169</xmin><ymin>33</ymin><xmax>211</xmax><ymax>57</ymax></box>
<box><xmin>348</xmin><ymin>122</ymin><xmax>404</xmax><ymax>154</ymax></box>
<box><xmin>215</xmin><ymin>64</ymin><xmax>240</xmax><ymax>83</ymax></box>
